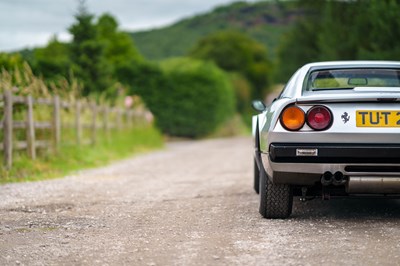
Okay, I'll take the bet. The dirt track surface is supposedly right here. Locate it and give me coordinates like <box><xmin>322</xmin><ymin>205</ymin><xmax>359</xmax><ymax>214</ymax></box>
<box><xmin>1</xmin><ymin>137</ymin><xmax>400</xmax><ymax>265</ymax></box>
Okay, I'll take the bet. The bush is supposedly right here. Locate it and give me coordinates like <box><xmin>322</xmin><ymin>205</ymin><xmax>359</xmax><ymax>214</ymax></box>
<box><xmin>115</xmin><ymin>60</ymin><xmax>170</xmax><ymax>111</ymax></box>
<box><xmin>161</xmin><ymin>58</ymin><xmax>235</xmax><ymax>137</ymax></box>
<box><xmin>120</xmin><ymin>58</ymin><xmax>234</xmax><ymax>138</ymax></box>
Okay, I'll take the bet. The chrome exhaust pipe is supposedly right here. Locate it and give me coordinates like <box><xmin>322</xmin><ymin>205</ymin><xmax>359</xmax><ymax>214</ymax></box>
<box><xmin>332</xmin><ymin>171</ymin><xmax>346</xmax><ymax>186</ymax></box>
<box><xmin>321</xmin><ymin>171</ymin><xmax>333</xmax><ymax>186</ymax></box>
<box><xmin>347</xmin><ymin>176</ymin><xmax>400</xmax><ymax>194</ymax></box>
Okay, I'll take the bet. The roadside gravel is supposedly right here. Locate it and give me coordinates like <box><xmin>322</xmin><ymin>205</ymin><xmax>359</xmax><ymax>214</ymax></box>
<box><xmin>1</xmin><ymin>137</ymin><xmax>400</xmax><ymax>265</ymax></box>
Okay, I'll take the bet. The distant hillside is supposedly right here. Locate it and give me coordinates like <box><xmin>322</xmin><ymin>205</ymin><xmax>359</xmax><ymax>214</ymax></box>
<box><xmin>129</xmin><ymin>1</ymin><xmax>301</xmax><ymax>61</ymax></box>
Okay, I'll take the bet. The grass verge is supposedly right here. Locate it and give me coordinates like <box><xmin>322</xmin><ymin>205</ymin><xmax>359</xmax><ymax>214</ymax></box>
<box><xmin>0</xmin><ymin>126</ymin><xmax>164</xmax><ymax>183</ymax></box>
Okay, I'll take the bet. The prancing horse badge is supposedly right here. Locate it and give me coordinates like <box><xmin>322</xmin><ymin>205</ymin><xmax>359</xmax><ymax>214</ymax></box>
<box><xmin>341</xmin><ymin>112</ymin><xmax>350</xmax><ymax>124</ymax></box>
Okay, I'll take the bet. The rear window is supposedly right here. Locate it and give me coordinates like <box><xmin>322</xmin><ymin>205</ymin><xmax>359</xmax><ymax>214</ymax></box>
<box><xmin>305</xmin><ymin>68</ymin><xmax>400</xmax><ymax>91</ymax></box>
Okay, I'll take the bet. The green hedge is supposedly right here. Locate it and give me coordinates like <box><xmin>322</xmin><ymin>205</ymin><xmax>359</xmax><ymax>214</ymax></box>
<box><xmin>118</xmin><ymin>58</ymin><xmax>235</xmax><ymax>138</ymax></box>
<box><xmin>159</xmin><ymin>58</ymin><xmax>235</xmax><ymax>137</ymax></box>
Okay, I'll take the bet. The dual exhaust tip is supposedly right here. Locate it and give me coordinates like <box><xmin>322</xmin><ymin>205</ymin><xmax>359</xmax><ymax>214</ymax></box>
<box><xmin>321</xmin><ymin>171</ymin><xmax>347</xmax><ymax>186</ymax></box>
<box><xmin>321</xmin><ymin>172</ymin><xmax>400</xmax><ymax>193</ymax></box>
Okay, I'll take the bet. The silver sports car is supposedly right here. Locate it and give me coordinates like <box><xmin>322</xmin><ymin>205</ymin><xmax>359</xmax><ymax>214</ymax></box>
<box><xmin>252</xmin><ymin>61</ymin><xmax>400</xmax><ymax>219</ymax></box>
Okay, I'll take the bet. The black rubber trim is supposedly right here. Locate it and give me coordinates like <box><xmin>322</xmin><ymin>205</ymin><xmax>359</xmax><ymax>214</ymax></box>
<box><xmin>270</xmin><ymin>143</ymin><xmax>400</xmax><ymax>164</ymax></box>
<box><xmin>345</xmin><ymin>166</ymin><xmax>400</xmax><ymax>172</ymax></box>
<box><xmin>254</xmin><ymin>119</ymin><xmax>263</xmax><ymax>170</ymax></box>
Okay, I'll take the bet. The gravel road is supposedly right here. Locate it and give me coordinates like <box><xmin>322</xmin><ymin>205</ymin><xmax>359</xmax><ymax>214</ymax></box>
<box><xmin>1</xmin><ymin>137</ymin><xmax>400</xmax><ymax>266</ymax></box>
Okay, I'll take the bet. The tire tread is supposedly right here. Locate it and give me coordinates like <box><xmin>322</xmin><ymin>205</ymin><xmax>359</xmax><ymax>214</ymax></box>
<box><xmin>259</xmin><ymin>170</ymin><xmax>293</xmax><ymax>219</ymax></box>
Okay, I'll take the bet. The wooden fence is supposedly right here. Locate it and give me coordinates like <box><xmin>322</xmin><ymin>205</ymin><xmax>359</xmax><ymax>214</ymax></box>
<box><xmin>0</xmin><ymin>90</ymin><xmax>145</xmax><ymax>169</ymax></box>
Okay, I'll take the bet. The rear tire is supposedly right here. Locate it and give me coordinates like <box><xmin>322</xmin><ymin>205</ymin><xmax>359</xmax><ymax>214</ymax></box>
<box><xmin>259</xmin><ymin>169</ymin><xmax>293</xmax><ymax>219</ymax></box>
<box><xmin>253</xmin><ymin>159</ymin><xmax>260</xmax><ymax>194</ymax></box>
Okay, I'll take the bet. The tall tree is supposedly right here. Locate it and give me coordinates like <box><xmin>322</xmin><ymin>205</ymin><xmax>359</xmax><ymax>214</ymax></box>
<box><xmin>316</xmin><ymin>1</ymin><xmax>359</xmax><ymax>61</ymax></box>
<box><xmin>276</xmin><ymin>0</ymin><xmax>400</xmax><ymax>82</ymax></box>
<box><xmin>97</xmin><ymin>14</ymin><xmax>143</xmax><ymax>70</ymax></box>
<box><xmin>69</xmin><ymin>0</ymin><xmax>111</xmax><ymax>96</ymax></box>
<box><xmin>275</xmin><ymin>18</ymin><xmax>321</xmax><ymax>82</ymax></box>
<box><xmin>356</xmin><ymin>0</ymin><xmax>400</xmax><ymax>60</ymax></box>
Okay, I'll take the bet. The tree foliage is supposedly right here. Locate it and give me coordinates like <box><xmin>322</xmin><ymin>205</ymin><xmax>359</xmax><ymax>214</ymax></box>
<box><xmin>0</xmin><ymin>53</ymin><xmax>24</xmax><ymax>71</ymax></box>
<box><xmin>68</xmin><ymin>1</ymin><xmax>111</xmax><ymax>96</ymax></box>
<box><xmin>276</xmin><ymin>0</ymin><xmax>400</xmax><ymax>82</ymax></box>
<box><xmin>14</xmin><ymin>1</ymin><xmax>143</xmax><ymax>98</ymax></box>
<box><xmin>355</xmin><ymin>0</ymin><xmax>400</xmax><ymax>60</ymax></box>
<box><xmin>189</xmin><ymin>31</ymin><xmax>272</xmax><ymax>100</ymax></box>
<box><xmin>96</xmin><ymin>14</ymin><xmax>143</xmax><ymax>69</ymax></box>
<box><xmin>31</xmin><ymin>37</ymin><xmax>71</xmax><ymax>80</ymax></box>
<box><xmin>130</xmin><ymin>1</ymin><xmax>298</xmax><ymax>61</ymax></box>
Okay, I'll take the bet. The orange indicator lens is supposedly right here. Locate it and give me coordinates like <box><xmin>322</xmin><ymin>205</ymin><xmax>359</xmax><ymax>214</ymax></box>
<box><xmin>280</xmin><ymin>106</ymin><xmax>305</xmax><ymax>131</ymax></box>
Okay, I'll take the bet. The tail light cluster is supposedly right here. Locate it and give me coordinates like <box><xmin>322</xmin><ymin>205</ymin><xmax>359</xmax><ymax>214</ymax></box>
<box><xmin>280</xmin><ymin>105</ymin><xmax>333</xmax><ymax>131</ymax></box>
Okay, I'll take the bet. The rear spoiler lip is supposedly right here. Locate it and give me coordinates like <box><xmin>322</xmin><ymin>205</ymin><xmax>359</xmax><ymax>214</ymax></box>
<box><xmin>353</xmin><ymin>86</ymin><xmax>400</xmax><ymax>93</ymax></box>
<box><xmin>297</xmin><ymin>93</ymin><xmax>400</xmax><ymax>104</ymax></box>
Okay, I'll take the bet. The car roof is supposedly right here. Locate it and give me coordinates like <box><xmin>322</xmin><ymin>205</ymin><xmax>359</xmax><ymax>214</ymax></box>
<box><xmin>303</xmin><ymin>61</ymin><xmax>400</xmax><ymax>71</ymax></box>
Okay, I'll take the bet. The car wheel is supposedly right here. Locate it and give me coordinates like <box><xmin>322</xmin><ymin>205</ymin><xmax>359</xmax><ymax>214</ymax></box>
<box><xmin>259</xmin><ymin>169</ymin><xmax>293</xmax><ymax>219</ymax></box>
<box><xmin>254</xmin><ymin>159</ymin><xmax>260</xmax><ymax>194</ymax></box>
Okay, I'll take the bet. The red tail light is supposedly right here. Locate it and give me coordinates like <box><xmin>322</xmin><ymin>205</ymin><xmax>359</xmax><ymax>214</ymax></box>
<box><xmin>306</xmin><ymin>106</ymin><xmax>333</xmax><ymax>131</ymax></box>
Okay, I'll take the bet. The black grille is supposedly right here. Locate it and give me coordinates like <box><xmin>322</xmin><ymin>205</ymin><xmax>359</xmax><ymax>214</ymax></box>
<box><xmin>270</xmin><ymin>143</ymin><xmax>400</xmax><ymax>164</ymax></box>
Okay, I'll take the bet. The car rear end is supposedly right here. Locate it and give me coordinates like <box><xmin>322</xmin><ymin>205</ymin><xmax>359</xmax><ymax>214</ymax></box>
<box><xmin>262</xmin><ymin>65</ymin><xmax>400</xmax><ymax>197</ymax></box>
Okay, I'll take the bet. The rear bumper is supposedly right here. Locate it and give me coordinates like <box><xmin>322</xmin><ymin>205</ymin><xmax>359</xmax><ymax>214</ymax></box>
<box><xmin>270</xmin><ymin>143</ymin><xmax>400</xmax><ymax>164</ymax></box>
<box><xmin>261</xmin><ymin>143</ymin><xmax>400</xmax><ymax>188</ymax></box>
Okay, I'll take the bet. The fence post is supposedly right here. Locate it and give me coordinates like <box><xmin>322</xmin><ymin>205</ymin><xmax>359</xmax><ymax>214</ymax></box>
<box><xmin>103</xmin><ymin>106</ymin><xmax>110</xmax><ymax>140</ymax></box>
<box><xmin>52</xmin><ymin>95</ymin><xmax>61</xmax><ymax>153</ymax></box>
<box><xmin>127</xmin><ymin>110</ymin><xmax>133</xmax><ymax>128</ymax></box>
<box><xmin>91</xmin><ymin>102</ymin><xmax>97</xmax><ymax>145</ymax></box>
<box><xmin>3</xmin><ymin>90</ymin><xmax>13</xmax><ymax>169</ymax></box>
<box><xmin>75</xmin><ymin>101</ymin><xmax>81</xmax><ymax>145</ymax></box>
<box><xmin>26</xmin><ymin>95</ymin><xmax>36</xmax><ymax>159</ymax></box>
<box><xmin>117</xmin><ymin>108</ymin><xmax>122</xmax><ymax>130</ymax></box>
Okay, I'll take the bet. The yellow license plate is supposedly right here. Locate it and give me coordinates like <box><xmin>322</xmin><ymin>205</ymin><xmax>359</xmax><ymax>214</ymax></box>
<box><xmin>356</xmin><ymin>110</ymin><xmax>400</xmax><ymax>127</ymax></box>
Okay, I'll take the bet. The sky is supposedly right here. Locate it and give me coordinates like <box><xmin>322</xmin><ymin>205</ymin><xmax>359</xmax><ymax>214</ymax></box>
<box><xmin>0</xmin><ymin>0</ymin><xmax>256</xmax><ymax>52</ymax></box>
